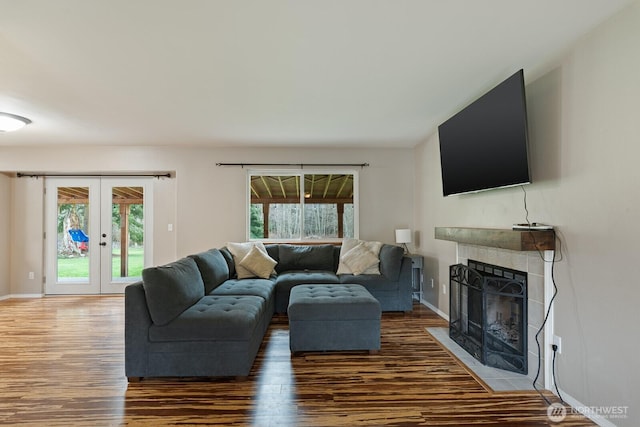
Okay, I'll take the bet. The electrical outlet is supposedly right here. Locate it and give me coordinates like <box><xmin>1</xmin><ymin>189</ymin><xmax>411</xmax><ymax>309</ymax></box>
<box><xmin>430</xmin><ymin>278</ymin><xmax>434</xmax><ymax>288</ymax></box>
<box><xmin>167</xmin><ymin>223</ymin><xmax>173</xmax><ymax>232</ymax></box>
<box><xmin>28</xmin><ymin>272</ymin><xmax>35</xmax><ymax>280</ymax></box>
<box><xmin>553</xmin><ymin>335</ymin><xmax>562</xmax><ymax>354</ymax></box>
<box><xmin>442</xmin><ymin>283</ymin><xmax>447</xmax><ymax>295</ymax></box>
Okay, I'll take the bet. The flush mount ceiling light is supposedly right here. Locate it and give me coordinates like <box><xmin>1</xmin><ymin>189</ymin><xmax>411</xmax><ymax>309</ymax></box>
<box><xmin>0</xmin><ymin>112</ymin><xmax>32</xmax><ymax>132</ymax></box>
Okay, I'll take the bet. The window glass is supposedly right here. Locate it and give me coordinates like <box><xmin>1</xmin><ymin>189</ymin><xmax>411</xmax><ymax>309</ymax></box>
<box><xmin>302</xmin><ymin>174</ymin><xmax>353</xmax><ymax>240</ymax></box>
<box><xmin>248</xmin><ymin>171</ymin><xmax>356</xmax><ymax>241</ymax></box>
<box><xmin>250</xmin><ymin>175</ymin><xmax>301</xmax><ymax>239</ymax></box>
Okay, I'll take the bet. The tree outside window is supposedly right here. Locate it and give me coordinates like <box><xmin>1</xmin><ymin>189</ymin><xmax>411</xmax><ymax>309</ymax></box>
<box><xmin>249</xmin><ymin>172</ymin><xmax>357</xmax><ymax>241</ymax></box>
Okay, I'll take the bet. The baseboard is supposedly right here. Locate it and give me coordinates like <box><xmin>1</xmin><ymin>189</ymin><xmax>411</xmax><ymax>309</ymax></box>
<box><xmin>420</xmin><ymin>299</ymin><xmax>449</xmax><ymax>321</ymax></box>
<box><xmin>0</xmin><ymin>294</ymin><xmax>44</xmax><ymax>301</ymax></box>
<box><xmin>559</xmin><ymin>388</ymin><xmax>623</xmax><ymax>427</ymax></box>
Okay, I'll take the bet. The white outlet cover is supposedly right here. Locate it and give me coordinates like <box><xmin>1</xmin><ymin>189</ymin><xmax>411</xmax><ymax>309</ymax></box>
<box><xmin>553</xmin><ymin>335</ymin><xmax>562</xmax><ymax>354</ymax></box>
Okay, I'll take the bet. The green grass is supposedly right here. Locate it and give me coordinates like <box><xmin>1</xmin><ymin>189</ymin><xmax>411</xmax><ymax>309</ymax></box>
<box><xmin>57</xmin><ymin>247</ymin><xmax>144</xmax><ymax>279</ymax></box>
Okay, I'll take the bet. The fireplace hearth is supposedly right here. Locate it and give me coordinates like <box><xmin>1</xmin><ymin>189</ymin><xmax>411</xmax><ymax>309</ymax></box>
<box><xmin>449</xmin><ymin>260</ymin><xmax>528</xmax><ymax>374</ymax></box>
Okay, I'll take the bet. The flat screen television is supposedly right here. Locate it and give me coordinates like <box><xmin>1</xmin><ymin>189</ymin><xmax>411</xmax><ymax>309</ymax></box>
<box><xmin>438</xmin><ymin>69</ymin><xmax>531</xmax><ymax>196</ymax></box>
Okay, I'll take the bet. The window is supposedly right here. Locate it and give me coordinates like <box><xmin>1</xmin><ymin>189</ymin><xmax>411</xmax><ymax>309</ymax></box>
<box><xmin>248</xmin><ymin>171</ymin><xmax>358</xmax><ymax>241</ymax></box>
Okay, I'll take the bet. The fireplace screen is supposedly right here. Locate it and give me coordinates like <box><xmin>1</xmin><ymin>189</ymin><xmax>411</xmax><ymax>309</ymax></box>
<box><xmin>449</xmin><ymin>260</ymin><xmax>527</xmax><ymax>374</ymax></box>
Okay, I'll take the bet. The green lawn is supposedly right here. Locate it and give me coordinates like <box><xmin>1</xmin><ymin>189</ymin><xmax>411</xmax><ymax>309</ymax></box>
<box><xmin>57</xmin><ymin>248</ymin><xmax>144</xmax><ymax>278</ymax></box>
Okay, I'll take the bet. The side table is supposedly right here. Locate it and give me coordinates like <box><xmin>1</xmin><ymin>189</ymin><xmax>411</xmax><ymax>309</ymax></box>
<box><xmin>407</xmin><ymin>254</ymin><xmax>423</xmax><ymax>302</ymax></box>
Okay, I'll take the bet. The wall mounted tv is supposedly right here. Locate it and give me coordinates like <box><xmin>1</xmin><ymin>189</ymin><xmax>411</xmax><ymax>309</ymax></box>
<box><xmin>438</xmin><ymin>69</ymin><xmax>530</xmax><ymax>196</ymax></box>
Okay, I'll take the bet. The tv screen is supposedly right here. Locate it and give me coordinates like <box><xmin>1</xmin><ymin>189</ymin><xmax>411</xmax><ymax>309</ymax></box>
<box><xmin>438</xmin><ymin>69</ymin><xmax>530</xmax><ymax>196</ymax></box>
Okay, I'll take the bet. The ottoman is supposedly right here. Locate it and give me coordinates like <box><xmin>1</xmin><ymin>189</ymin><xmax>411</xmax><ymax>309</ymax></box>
<box><xmin>288</xmin><ymin>284</ymin><xmax>381</xmax><ymax>353</ymax></box>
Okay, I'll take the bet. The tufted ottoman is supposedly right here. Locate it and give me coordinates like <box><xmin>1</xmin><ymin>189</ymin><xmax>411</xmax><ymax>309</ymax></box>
<box><xmin>288</xmin><ymin>284</ymin><xmax>381</xmax><ymax>354</ymax></box>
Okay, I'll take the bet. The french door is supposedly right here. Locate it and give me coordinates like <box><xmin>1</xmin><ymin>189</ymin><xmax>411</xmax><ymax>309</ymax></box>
<box><xmin>45</xmin><ymin>177</ymin><xmax>153</xmax><ymax>295</ymax></box>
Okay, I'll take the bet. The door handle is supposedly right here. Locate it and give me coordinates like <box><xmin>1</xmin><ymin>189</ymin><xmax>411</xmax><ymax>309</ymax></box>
<box><xmin>99</xmin><ymin>242</ymin><xmax>107</xmax><ymax>246</ymax></box>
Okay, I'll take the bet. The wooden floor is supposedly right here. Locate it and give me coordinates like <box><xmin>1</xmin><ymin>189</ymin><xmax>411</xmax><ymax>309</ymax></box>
<box><xmin>0</xmin><ymin>296</ymin><xmax>594</xmax><ymax>426</ymax></box>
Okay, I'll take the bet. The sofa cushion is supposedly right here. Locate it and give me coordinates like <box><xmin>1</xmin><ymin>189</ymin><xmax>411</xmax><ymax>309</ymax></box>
<box><xmin>276</xmin><ymin>244</ymin><xmax>335</xmax><ymax>273</ymax></box>
<box><xmin>210</xmin><ymin>278</ymin><xmax>277</xmax><ymax>300</ymax></box>
<box><xmin>342</xmin><ymin>242</ymin><xmax>380</xmax><ymax>275</ymax></box>
<box><xmin>142</xmin><ymin>257</ymin><xmax>205</xmax><ymax>326</ymax></box>
<box><xmin>337</xmin><ymin>239</ymin><xmax>383</xmax><ymax>275</ymax></box>
<box><xmin>219</xmin><ymin>247</ymin><xmax>236</xmax><ymax>278</ymax></box>
<box><xmin>148</xmin><ymin>295</ymin><xmax>265</xmax><ymax>342</ymax></box>
<box><xmin>189</xmin><ymin>248</ymin><xmax>230</xmax><ymax>294</ymax></box>
<box><xmin>274</xmin><ymin>270</ymin><xmax>340</xmax><ymax>313</ymax></box>
<box><xmin>239</xmin><ymin>244</ymin><xmax>277</xmax><ymax>279</ymax></box>
<box><xmin>275</xmin><ymin>270</ymin><xmax>340</xmax><ymax>289</ymax></box>
<box><xmin>265</xmin><ymin>244</ymin><xmax>280</xmax><ymax>264</ymax></box>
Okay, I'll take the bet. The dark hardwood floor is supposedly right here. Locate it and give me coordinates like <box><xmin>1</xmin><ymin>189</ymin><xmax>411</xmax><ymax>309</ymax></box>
<box><xmin>0</xmin><ymin>296</ymin><xmax>593</xmax><ymax>426</ymax></box>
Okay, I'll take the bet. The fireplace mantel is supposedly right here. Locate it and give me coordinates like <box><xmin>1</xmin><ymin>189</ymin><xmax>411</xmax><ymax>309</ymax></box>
<box><xmin>435</xmin><ymin>227</ymin><xmax>555</xmax><ymax>251</ymax></box>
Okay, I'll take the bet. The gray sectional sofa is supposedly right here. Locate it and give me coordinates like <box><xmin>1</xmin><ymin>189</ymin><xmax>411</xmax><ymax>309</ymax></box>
<box><xmin>125</xmin><ymin>243</ymin><xmax>412</xmax><ymax>380</ymax></box>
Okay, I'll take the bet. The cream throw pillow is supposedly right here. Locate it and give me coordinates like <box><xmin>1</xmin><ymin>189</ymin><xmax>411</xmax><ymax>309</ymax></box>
<box><xmin>337</xmin><ymin>238</ymin><xmax>383</xmax><ymax>275</ymax></box>
<box><xmin>342</xmin><ymin>242</ymin><xmax>379</xmax><ymax>275</ymax></box>
<box><xmin>226</xmin><ymin>242</ymin><xmax>274</xmax><ymax>279</ymax></box>
<box><xmin>239</xmin><ymin>244</ymin><xmax>277</xmax><ymax>279</ymax></box>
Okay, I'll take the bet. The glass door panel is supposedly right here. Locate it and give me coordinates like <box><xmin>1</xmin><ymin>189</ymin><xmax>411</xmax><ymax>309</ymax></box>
<box><xmin>100</xmin><ymin>179</ymin><xmax>152</xmax><ymax>294</ymax></box>
<box><xmin>45</xmin><ymin>179</ymin><xmax>100</xmax><ymax>294</ymax></box>
<box><xmin>57</xmin><ymin>188</ymin><xmax>90</xmax><ymax>281</ymax></box>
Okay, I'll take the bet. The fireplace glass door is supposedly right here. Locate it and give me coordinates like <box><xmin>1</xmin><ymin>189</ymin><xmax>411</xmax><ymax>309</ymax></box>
<box><xmin>449</xmin><ymin>260</ymin><xmax>528</xmax><ymax>374</ymax></box>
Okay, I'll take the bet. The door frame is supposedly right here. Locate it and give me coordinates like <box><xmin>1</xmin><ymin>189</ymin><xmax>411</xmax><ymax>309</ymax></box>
<box><xmin>44</xmin><ymin>177</ymin><xmax>153</xmax><ymax>295</ymax></box>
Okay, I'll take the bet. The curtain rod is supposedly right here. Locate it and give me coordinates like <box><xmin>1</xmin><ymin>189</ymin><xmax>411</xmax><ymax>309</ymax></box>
<box><xmin>16</xmin><ymin>172</ymin><xmax>172</xmax><ymax>178</ymax></box>
<box><xmin>216</xmin><ymin>162</ymin><xmax>369</xmax><ymax>168</ymax></box>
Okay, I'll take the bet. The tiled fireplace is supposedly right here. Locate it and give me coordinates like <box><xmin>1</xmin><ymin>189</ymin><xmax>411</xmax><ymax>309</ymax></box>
<box><xmin>457</xmin><ymin>244</ymin><xmax>545</xmax><ymax>386</ymax></box>
<box><xmin>435</xmin><ymin>227</ymin><xmax>556</xmax><ymax>389</ymax></box>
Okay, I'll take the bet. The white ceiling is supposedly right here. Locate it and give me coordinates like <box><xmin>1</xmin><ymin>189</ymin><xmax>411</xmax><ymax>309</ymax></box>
<box><xmin>0</xmin><ymin>0</ymin><xmax>633</xmax><ymax>148</ymax></box>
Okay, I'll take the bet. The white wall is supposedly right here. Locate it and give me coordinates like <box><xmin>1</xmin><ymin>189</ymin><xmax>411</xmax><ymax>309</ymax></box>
<box><xmin>0</xmin><ymin>145</ymin><xmax>414</xmax><ymax>294</ymax></box>
<box><xmin>9</xmin><ymin>177</ymin><xmax>44</xmax><ymax>295</ymax></box>
<box><xmin>172</xmin><ymin>147</ymin><xmax>414</xmax><ymax>254</ymax></box>
<box><xmin>414</xmin><ymin>3</ymin><xmax>640</xmax><ymax>424</ymax></box>
<box><xmin>0</xmin><ymin>174</ymin><xmax>10</xmax><ymax>297</ymax></box>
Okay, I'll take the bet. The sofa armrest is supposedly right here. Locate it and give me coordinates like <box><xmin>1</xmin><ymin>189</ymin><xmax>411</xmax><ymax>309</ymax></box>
<box><xmin>397</xmin><ymin>256</ymin><xmax>413</xmax><ymax>292</ymax></box>
<box><xmin>395</xmin><ymin>256</ymin><xmax>414</xmax><ymax>311</ymax></box>
<box><xmin>378</xmin><ymin>244</ymin><xmax>405</xmax><ymax>280</ymax></box>
<box><xmin>125</xmin><ymin>281</ymin><xmax>153</xmax><ymax>378</ymax></box>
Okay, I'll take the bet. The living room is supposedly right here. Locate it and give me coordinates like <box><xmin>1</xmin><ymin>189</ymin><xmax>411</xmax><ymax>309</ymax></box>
<box><xmin>1</xmin><ymin>1</ymin><xmax>639</xmax><ymax>426</ymax></box>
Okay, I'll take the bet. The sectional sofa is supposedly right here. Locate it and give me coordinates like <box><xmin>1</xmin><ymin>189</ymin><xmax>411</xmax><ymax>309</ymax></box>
<box><xmin>125</xmin><ymin>242</ymin><xmax>412</xmax><ymax>380</ymax></box>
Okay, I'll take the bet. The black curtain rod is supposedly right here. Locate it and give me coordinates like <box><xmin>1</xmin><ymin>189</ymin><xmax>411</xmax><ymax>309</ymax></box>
<box><xmin>216</xmin><ymin>162</ymin><xmax>369</xmax><ymax>168</ymax></box>
<box><xmin>17</xmin><ymin>172</ymin><xmax>172</xmax><ymax>178</ymax></box>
